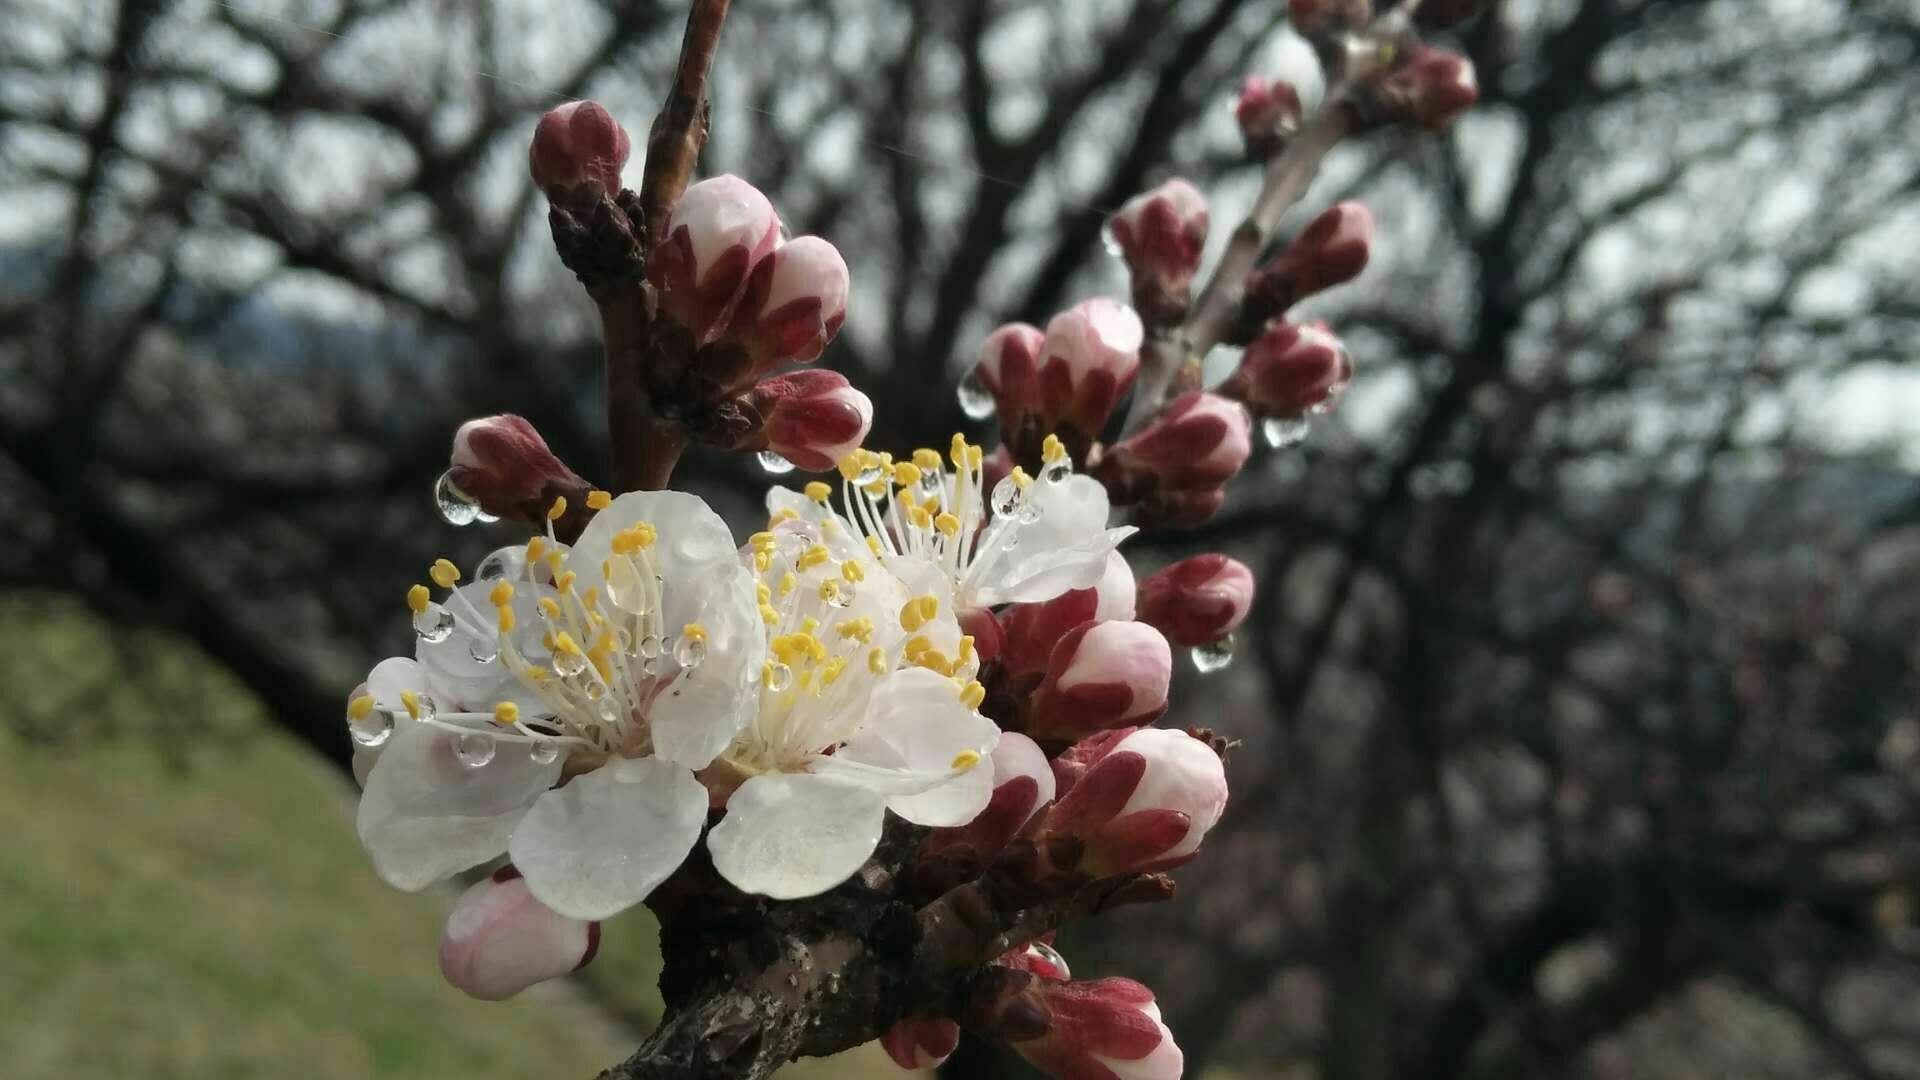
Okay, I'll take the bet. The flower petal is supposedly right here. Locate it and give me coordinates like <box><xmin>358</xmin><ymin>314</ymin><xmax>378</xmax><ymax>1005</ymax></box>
<box><xmin>708</xmin><ymin>772</ymin><xmax>889</xmax><ymax>899</ymax></box>
<box><xmin>839</xmin><ymin>667</ymin><xmax>1000</xmax><ymax>827</ymax></box>
<box><xmin>356</xmin><ymin>721</ymin><xmax>561</xmax><ymax>891</ymax></box>
<box><xmin>571</xmin><ymin>489</ymin><xmax>738</xmax><ymax>629</ymax></box>
<box><xmin>508</xmin><ymin>757</ymin><xmax>708</xmax><ymax>920</ymax></box>
<box><xmin>648</xmin><ymin>560</ymin><xmax>767</xmax><ymax>769</ymax></box>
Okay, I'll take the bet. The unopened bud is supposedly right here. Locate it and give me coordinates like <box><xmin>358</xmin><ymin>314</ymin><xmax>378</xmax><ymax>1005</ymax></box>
<box><xmin>528</xmin><ymin>101</ymin><xmax>631</xmax><ymax>209</ymax></box>
<box><xmin>728</xmin><ymin>235</ymin><xmax>850</xmax><ymax>368</ymax></box>
<box><xmin>1377</xmin><ymin>46</ymin><xmax>1479</xmax><ymax>131</ymax></box>
<box><xmin>1224</xmin><ymin>320</ymin><xmax>1352</xmax><ymax>418</ymax></box>
<box><xmin>1234</xmin><ymin>75</ymin><xmax>1304</xmax><ymax>158</ymax></box>
<box><xmin>1028</xmin><ymin>621</ymin><xmax>1172</xmax><ymax>741</ymax></box>
<box><xmin>648</xmin><ymin>174</ymin><xmax>783</xmax><ymax>342</ymax></box>
<box><xmin>448</xmin><ymin>414</ymin><xmax>589</xmax><ymax>522</ymax></box>
<box><xmin>1046</xmin><ymin>727</ymin><xmax>1228</xmax><ymax>875</ymax></box>
<box><xmin>1104</xmin><ymin>392</ymin><xmax>1253</xmax><ymax>493</ymax></box>
<box><xmin>881</xmin><ymin>1018</ymin><xmax>961</xmax><ymax>1070</ymax></box>
<box><xmin>1137</xmin><ymin>555</ymin><xmax>1255</xmax><ymax>647</ymax></box>
<box><xmin>1107</xmin><ymin>179</ymin><xmax>1210</xmax><ymax>326</ymax></box>
<box><xmin>440</xmin><ymin>866</ymin><xmax>600</xmax><ymax>1001</ymax></box>
<box><xmin>924</xmin><ymin>732</ymin><xmax>1057</xmax><ymax>863</ymax></box>
<box><xmin>997</xmin><ymin>589</ymin><xmax>1100</xmax><ymax>677</ymax></box>
<box><xmin>1010</xmin><ymin>976</ymin><xmax>1184</xmax><ymax>1080</ymax></box>
<box><xmin>750</xmin><ymin>370</ymin><xmax>874</xmax><ymax>472</ymax></box>
<box><xmin>1246</xmin><ymin>201</ymin><xmax>1374</xmax><ymax>319</ymax></box>
<box><xmin>1038</xmin><ymin>299</ymin><xmax>1144</xmax><ymax>442</ymax></box>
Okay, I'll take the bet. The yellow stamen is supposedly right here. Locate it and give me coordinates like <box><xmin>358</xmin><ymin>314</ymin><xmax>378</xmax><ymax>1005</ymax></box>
<box><xmin>958</xmin><ymin>636</ymin><xmax>977</xmax><ymax>666</ymax></box>
<box><xmin>779</xmin><ymin>572</ymin><xmax>798</xmax><ymax>597</ymax></box>
<box><xmin>1010</xmin><ymin>466</ymin><xmax>1032</xmax><ymax>491</ymax></box>
<box><xmin>950</xmin><ymin>749</ymin><xmax>982</xmax><ymax>770</ymax></box>
<box><xmin>818</xmin><ymin>580</ymin><xmax>842</xmax><ymax>604</ymax></box>
<box><xmin>1042</xmin><ymin>433</ymin><xmax>1067</xmax><ymax>464</ymax></box>
<box><xmin>682</xmin><ymin>623</ymin><xmax>708</xmax><ymax>643</ymax></box>
<box><xmin>489</xmin><ymin>582</ymin><xmax>514</xmax><ymax>607</ymax></box>
<box><xmin>586</xmin><ymin>489</ymin><xmax>612</xmax><ymax>510</ymax></box>
<box><xmin>547</xmin><ymin>496</ymin><xmax>568</xmax><ymax>521</ymax></box>
<box><xmin>771</xmin><ymin>508</ymin><xmax>799</xmax><ymax>524</ymax></box>
<box><xmin>497</xmin><ymin>606</ymin><xmax>516</xmax><ymax>633</ymax></box>
<box><xmin>760</xmin><ymin>603</ymin><xmax>780</xmax><ymax>626</ymax></box>
<box><xmin>934</xmin><ymin>512</ymin><xmax>960</xmax><ymax>537</ymax></box>
<box><xmin>837</xmin><ymin>453</ymin><xmax>866</xmax><ymax>481</ymax></box>
<box><xmin>892</xmin><ymin>462</ymin><xmax>923</xmax><ymax>487</ymax></box>
<box><xmin>841</xmin><ymin>560</ymin><xmax>865</xmax><ymax>583</ymax></box>
<box><xmin>429</xmin><ymin>558</ymin><xmax>461</xmax><ymax>589</ymax></box>
<box><xmin>406</xmin><ymin>584</ymin><xmax>430</xmax><ymax>615</ymax></box>
<box><xmin>552</xmin><ymin>632</ymin><xmax>583</xmax><ymax>657</ymax></box>
<box><xmin>913</xmin><ymin>448</ymin><xmax>943</xmax><ymax>472</ymax></box>
<box><xmin>866</xmin><ymin>535</ymin><xmax>884</xmax><ymax>556</ymax></box>
<box><xmin>347</xmin><ymin>695</ymin><xmax>375</xmax><ymax>721</ymax></box>
<box><xmin>539</xmin><ymin>597</ymin><xmax>563</xmax><ymax>620</ymax></box>
<box><xmin>868</xmin><ymin>647</ymin><xmax>888</xmax><ymax>674</ymax></box>
<box><xmin>805</xmin><ymin>481</ymin><xmax>833</xmax><ymax>502</ymax></box>
<box><xmin>959</xmin><ymin>681</ymin><xmax>986</xmax><ymax>710</ymax></box>
<box><xmin>527</xmin><ymin>537</ymin><xmax>547</xmax><ymax>563</ymax></box>
<box><xmin>556</xmin><ymin>570</ymin><xmax>576</xmax><ymax>594</ymax></box>
<box><xmin>493</xmin><ymin>701</ymin><xmax>520</xmax><ymax>726</ymax></box>
<box><xmin>798</xmin><ymin>544</ymin><xmax>832</xmax><ymax>571</ymax></box>
<box><xmin>399</xmin><ymin>690</ymin><xmax>422</xmax><ymax>720</ymax></box>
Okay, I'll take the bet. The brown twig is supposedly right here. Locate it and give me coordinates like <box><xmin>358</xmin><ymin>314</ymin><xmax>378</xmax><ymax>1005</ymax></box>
<box><xmin>637</xmin><ymin>0</ymin><xmax>734</xmax><ymax>253</ymax></box>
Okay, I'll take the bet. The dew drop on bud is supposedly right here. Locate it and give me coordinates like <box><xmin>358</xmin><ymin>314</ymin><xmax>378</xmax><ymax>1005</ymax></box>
<box><xmin>1023</xmin><ymin>940</ymin><xmax>1072</xmax><ymax>980</ymax></box>
<box><xmin>413</xmin><ymin>602</ymin><xmax>456</xmax><ymax>643</ymax></box>
<box><xmin>990</xmin><ymin>476</ymin><xmax>1021</xmax><ymax>516</ymax></box>
<box><xmin>757</xmin><ymin>450</ymin><xmax>796</xmax><ymax>475</ymax></box>
<box><xmin>529</xmin><ymin>737</ymin><xmax>561</xmax><ymax>765</ymax></box>
<box><xmin>674</xmin><ymin>634</ymin><xmax>707</xmax><ymax>669</ymax></box>
<box><xmin>1191</xmin><ymin>633</ymin><xmax>1237</xmax><ymax>674</ymax></box>
<box><xmin>454</xmin><ymin>730</ymin><xmax>497</xmax><ymax>768</ymax></box>
<box><xmin>434</xmin><ymin>469</ymin><xmax>479</xmax><ymax>525</ymax></box>
<box><xmin>766</xmin><ymin>662</ymin><xmax>794</xmax><ymax>692</ymax></box>
<box><xmin>1262</xmin><ymin>416</ymin><xmax>1311</xmax><ymax>449</ymax></box>
<box><xmin>956</xmin><ymin>368</ymin><xmax>996</xmax><ymax>420</ymax></box>
<box><xmin>348</xmin><ymin>709</ymin><xmax>394</xmax><ymax>748</ymax></box>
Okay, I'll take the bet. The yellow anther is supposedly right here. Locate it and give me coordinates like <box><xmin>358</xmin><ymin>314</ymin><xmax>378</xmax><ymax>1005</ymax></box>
<box><xmin>770</xmin><ymin>507</ymin><xmax>799</xmax><ymax>524</ymax></box>
<box><xmin>869</xmin><ymin>647</ymin><xmax>888</xmax><ymax>674</ymax></box>
<box><xmin>586</xmin><ymin>489</ymin><xmax>612</xmax><ymax>510</ymax></box>
<box><xmin>950</xmin><ymin>433</ymin><xmax>970</xmax><ymax>466</ymax></box>
<box><xmin>863</xmin><ymin>479</ymin><xmax>888</xmax><ymax>498</ymax></box>
<box><xmin>822</xmin><ymin>656</ymin><xmax>847</xmax><ymax>685</ymax></box>
<box><xmin>497</xmin><ymin>606</ymin><xmax>516</xmax><ymax>633</ymax></box>
<box><xmin>630</xmin><ymin>522</ymin><xmax>658</xmax><ymax>549</ymax></box>
<box><xmin>682</xmin><ymin>623</ymin><xmax>708</xmax><ymax>643</ymax></box>
<box><xmin>841</xmin><ymin>560</ymin><xmax>865</xmax><ymax>583</ymax></box>
<box><xmin>836</xmin><ymin>616</ymin><xmax>874</xmax><ymax>643</ymax></box>
<box><xmin>917</xmin><ymin>595</ymin><xmax>939</xmax><ymax>622</ymax></box>
<box><xmin>489</xmin><ymin>582</ymin><xmax>514</xmax><ymax>607</ymax></box>
<box><xmin>804</xmin><ymin>481</ymin><xmax>833</xmax><ymax>502</ymax></box>
<box><xmin>760</xmin><ymin>604</ymin><xmax>780</xmax><ymax>626</ymax></box>
<box><xmin>958</xmin><ymin>681</ymin><xmax>986</xmax><ymax>710</ymax></box>
<box><xmin>399</xmin><ymin>690</ymin><xmax>422</xmax><ymax>720</ymax></box>
<box><xmin>818</xmin><ymin>579</ymin><xmax>842</xmax><ymax>604</ymax></box>
<box><xmin>539</xmin><ymin>597</ymin><xmax>562</xmax><ymax>620</ymax></box>
<box><xmin>866</xmin><ymin>535</ymin><xmax>884</xmax><ymax>556</ymax></box>
<box><xmin>429</xmin><ymin>558</ymin><xmax>461</xmax><ymax>589</ymax></box>
<box><xmin>493</xmin><ymin>701</ymin><xmax>520</xmax><ymax>726</ymax></box>
<box><xmin>913</xmin><ymin>448</ymin><xmax>943</xmax><ymax>472</ymax></box>
<box><xmin>895</xmin><ymin>486</ymin><xmax>918</xmax><ymax>510</ymax></box>
<box><xmin>527</xmin><ymin>537</ymin><xmax>547</xmax><ymax>563</ymax></box>
<box><xmin>908</xmin><ymin>505</ymin><xmax>934</xmax><ymax>530</ymax></box>
<box><xmin>900</xmin><ymin>599</ymin><xmax>926</xmax><ymax>632</ymax></box>
<box><xmin>892</xmin><ymin>462</ymin><xmax>923</xmax><ymax>487</ymax></box>
<box><xmin>903</xmin><ymin>634</ymin><xmax>932</xmax><ymax>659</ymax></box>
<box><xmin>755</xmin><ymin>550</ymin><xmax>773</xmax><ymax>572</ymax></box>
<box><xmin>801</xmin><ymin>616</ymin><xmax>820</xmax><ymax>635</ymax></box>
<box><xmin>967</xmin><ymin>445</ymin><xmax>983</xmax><ymax>469</ymax></box>
<box><xmin>749</xmin><ymin>531</ymin><xmax>777</xmax><ymax>549</ymax></box>
<box><xmin>934</xmin><ymin>512</ymin><xmax>961</xmax><ymax>537</ymax></box>
<box><xmin>547</xmin><ymin>496</ymin><xmax>568</xmax><ymax>521</ymax></box>
<box><xmin>1010</xmin><ymin>466</ymin><xmax>1032</xmax><ymax>490</ymax></box>
<box><xmin>916</xmin><ymin>649</ymin><xmax>953</xmax><ymax>676</ymax></box>
<box><xmin>406</xmin><ymin>584</ymin><xmax>430</xmax><ymax>615</ymax></box>
<box><xmin>837</xmin><ymin>453</ymin><xmax>866</xmax><ymax>481</ymax></box>
<box><xmin>556</xmin><ymin>571</ymin><xmax>577</xmax><ymax>595</ymax></box>
<box><xmin>552</xmin><ymin>632</ymin><xmax>583</xmax><ymax>657</ymax></box>
<box><xmin>602</xmin><ymin>559</ymin><xmax>612</xmax><ymax>576</ymax></box>
<box><xmin>347</xmin><ymin>695</ymin><xmax>375</xmax><ymax>721</ymax></box>
<box><xmin>1042</xmin><ymin>433</ymin><xmax>1067</xmax><ymax>464</ymax></box>
<box><xmin>545</xmin><ymin>551</ymin><xmax>565</xmax><ymax>576</ymax></box>
<box><xmin>958</xmin><ymin>635</ymin><xmax>976</xmax><ymax>665</ymax></box>
<box><xmin>779</xmin><ymin>572</ymin><xmax>798</xmax><ymax>597</ymax></box>
<box><xmin>757</xmin><ymin>582</ymin><xmax>772</xmax><ymax>603</ymax></box>
<box><xmin>582</xmin><ymin>591</ymin><xmax>599</xmax><ymax>612</ymax></box>
<box><xmin>950</xmin><ymin>749</ymin><xmax>982</xmax><ymax>771</ymax></box>
<box><xmin>798</xmin><ymin>544</ymin><xmax>832</xmax><ymax>571</ymax></box>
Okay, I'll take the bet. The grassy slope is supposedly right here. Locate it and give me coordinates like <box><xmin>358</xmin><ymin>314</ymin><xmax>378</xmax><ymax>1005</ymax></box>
<box><xmin>0</xmin><ymin>595</ymin><xmax>899</xmax><ymax>1079</ymax></box>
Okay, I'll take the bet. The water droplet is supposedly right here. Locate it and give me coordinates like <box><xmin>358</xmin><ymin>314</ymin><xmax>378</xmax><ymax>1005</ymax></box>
<box><xmin>433</xmin><ymin>470</ymin><xmax>496</xmax><ymax>525</ymax></box>
<box><xmin>410</xmin><ymin>694</ymin><xmax>437</xmax><ymax>724</ymax></box>
<box><xmin>1041</xmin><ymin>458</ymin><xmax>1073</xmax><ymax>485</ymax></box>
<box><xmin>1191</xmin><ymin>634</ymin><xmax>1236</xmax><ymax>674</ymax></box>
<box><xmin>476</xmin><ymin>546</ymin><xmax>524</xmax><ymax>581</ymax></box>
<box><xmin>614</xmin><ymin>628</ymin><xmax>633</xmax><ymax>652</ymax></box>
<box><xmin>413</xmin><ymin>602</ymin><xmax>456</xmax><ymax>643</ymax></box>
<box><xmin>1015</xmin><ymin>501</ymin><xmax>1044</xmax><ymax>524</ymax></box>
<box><xmin>1262</xmin><ymin>416</ymin><xmax>1311</xmax><ymax>449</ymax></box>
<box><xmin>529</xmin><ymin>738</ymin><xmax>561</xmax><ymax>765</ymax></box>
<box><xmin>825</xmin><ymin>581</ymin><xmax>855</xmax><ymax>608</ymax></box>
<box><xmin>990</xmin><ymin>476</ymin><xmax>1021</xmax><ymax>516</ymax></box>
<box><xmin>641</xmin><ymin>655</ymin><xmax>662</xmax><ymax>677</ymax></box>
<box><xmin>348</xmin><ymin>709</ymin><xmax>393</xmax><ymax>748</ymax></box>
<box><xmin>639</xmin><ymin>634</ymin><xmax>662</xmax><ymax>659</ymax></box>
<box><xmin>552</xmin><ymin>650</ymin><xmax>588</xmax><ymax>678</ymax></box>
<box><xmin>855</xmin><ymin>463</ymin><xmax>888</xmax><ymax>487</ymax></box>
<box><xmin>454</xmin><ymin>730</ymin><xmax>497</xmax><ymax>767</ymax></box>
<box><xmin>675</xmin><ymin>635</ymin><xmax>708</xmax><ymax>668</ymax></box>
<box><xmin>766</xmin><ymin>662</ymin><xmax>794</xmax><ymax>692</ymax></box>
<box><xmin>596</xmin><ymin>699</ymin><xmax>621</xmax><ymax>725</ymax></box>
<box><xmin>758</xmin><ymin>450</ymin><xmax>796</xmax><ymax>475</ymax></box>
<box><xmin>1100</xmin><ymin>222</ymin><xmax>1125</xmax><ymax>259</ymax></box>
<box><xmin>584</xmin><ymin>679</ymin><xmax>607</xmax><ymax>700</ymax></box>
<box><xmin>468</xmin><ymin>637</ymin><xmax>499</xmax><ymax>664</ymax></box>
<box><xmin>1023</xmin><ymin>941</ymin><xmax>1071</xmax><ymax>980</ymax></box>
<box><xmin>956</xmin><ymin>368</ymin><xmax>996</xmax><ymax>420</ymax></box>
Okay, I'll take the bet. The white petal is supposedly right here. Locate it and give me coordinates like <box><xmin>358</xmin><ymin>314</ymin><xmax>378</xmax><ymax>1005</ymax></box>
<box><xmin>366</xmin><ymin>656</ymin><xmax>423</xmax><ymax>706</ymax></box>
<box><xmin>708</xmin><ymin>772</ymin><xmax>888</xmax><ymax>899</ymax></box>
<box><xmin>508</xmin><ymin>757</ymin><xmax>708</xmax><ymax>920</ymax></box>
<box><xmin>356</xmin><ymin>721</ymin><xmax>560</xmax><ymax>891</ymax></box>
<box><xmin>571</xmin><ymin>490</ymin><xmax>738</xmax><ymax>627</ymax></box>
<box><xmin>415</xmin><ymin>582</ymin><xmax>549</xmax><ymax>711</ymax></box>
<box><xmin>647</xmin><ymin>561</ymin><xmax>767</xmax><ymax>769</ymax></box>
<box><xmin>881</xmin><ymin>555</ymin><xmax>972</xmax><ymax>677</ymax></box>
<box><xmin>840</xmin><ymin>668</ymin><xmax>1000</xmax><ymax>827</ymax></box>
<box><xmin>970</xmin><ymin>527</ymin><xmax>1135</xmax><ymax>607</ymax></box>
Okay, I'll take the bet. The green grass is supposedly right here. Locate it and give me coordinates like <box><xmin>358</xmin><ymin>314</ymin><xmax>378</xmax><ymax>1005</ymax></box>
<box><xmin>0</xmin><ymin>594</ymin><xmax>902</xmax><ymax>1079</ymax></box>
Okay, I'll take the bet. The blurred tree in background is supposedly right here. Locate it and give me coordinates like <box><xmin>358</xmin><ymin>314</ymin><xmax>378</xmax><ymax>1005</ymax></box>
<box><xmin>3</xmin><ymin>0</ymin><xmax>1918</xmax><ymax>1078</ymax></box>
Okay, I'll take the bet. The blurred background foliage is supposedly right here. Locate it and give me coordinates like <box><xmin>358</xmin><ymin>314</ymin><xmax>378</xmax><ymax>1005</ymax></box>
<box><xmin>2</xmin><ymin>0</ymin><xmax>1918</xmax><ymax>1078</ymax></box>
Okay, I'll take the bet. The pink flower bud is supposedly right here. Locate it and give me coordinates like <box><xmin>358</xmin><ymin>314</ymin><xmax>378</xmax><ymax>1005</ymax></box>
<box><xmin>973</xmin><ymin>322</ymin><xmax>1046</xmax><ymax>415</ymax></box>
<box><xmin>1046</xmin><ymin>727</ymin><xmax>1228</xmax><ymax>875</ymax></box>
<box><xmin>1028</xmin><ymin>621</ymin><xmax>1172</xmax><ymax>741</ymax></box>
<box><xmin>448</xmin><ymin>414</ymin><xmax>588</xmax><ymax>521</ymax></box>
<box><xmin>1226</xmin><ymin>320</ymin><xmax>1352</xmax><ymax>418</ymax></box>
<box><xmin>881</xmin><ymin>1018</ymin><xmax>960</xmax><ymax>1070</ymax></box>
<box><xmin>1289</xmin><ymin>0</ymin><xmax>1372</xmax><ymax>34</ymax></box>
<box><xmin>924</xmin><ymin>732</ymin><xmax>1057</xmax><ymax>864</ymax></box>
<box><xmin>728</xmin><ymin>235</ymin><xmax>850</xmax><ymax>368</ymax></box>
<box><xmin>1105</xmin><ymin>392</ymin><xmax>1253</xmax><ymax>492</ymax></box>
<box><xmin>1234</xmin><ymin>75</ymin><xmax>1304</xmax><ymax>158</ymax></box>
<box><xmin>1038</xmin><ymin>299</ymin><xmax>1145</xmax><ymax>440</ymax></box>
<box><xmin>997</xmin><ymin>589</ymin><xmax>1100</xmax><ymax>677</ymax></box>
<box><xmin>528</xmin><ymin>101</ymin><xmax>631</xmax><ymax>207</ymax></box>
<box><xmin>1107</xmin><ymin>179</ymin><xmax>1210</xmax><ymax>325</ymax></box>
<box><xmin>1011</xmin><ymin>977</ymin><xmax>1184</xmax><ymax>1080</ymax></box>
<box><xmin>1379</xmin><ymin>46</ymin><xmax>1479</xmax><ymax>131</ymax></box>
<box><xmin>1250</xmin><ymin>201</ymin><xmax>1374</xmax><ymax>313</ymax></box>
<box><xmin>439</xmin><ymin>866</ymin><xmax>600</xmax><ymax>1001</ymax></box>
<box><xmin>648</xmin><ymin>174</ymin><xmax>783</xmax><ymax>342</ymax></box>
<box><xmin>1094</xmin><ymin>551</ymin><xmax>1138</xmax><ymax>622</ymax></box>
<box><xmin>1137</xmin><ymin>555</ymin><xmax>1255</xmax><ymax>647</ymax></box>
<box><xmin>750</xmin><ymin>370</ymin><xmax>873</xmax><ymax>472</ymax></box>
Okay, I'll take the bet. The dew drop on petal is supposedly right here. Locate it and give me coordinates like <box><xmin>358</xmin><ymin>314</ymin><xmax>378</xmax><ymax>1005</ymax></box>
<box><xmin>1262</xmin><ymin>416</ymin><xmax>1311</xmax><ymax>449</ymax></box>
<box><xmin>639</xmin><ymin>634</ymin><xmax>662</xmax><ymax>659</ymax></box>
<box><xmin>454</xmin><ymin>730</ymin><xmax>497</xmax><ymax>768</ymax></box>
<box><xmin>674</xmin><ymin>635</ymin><xmax>707</xmax><ymax>669</ymax></box>
<box><xmin>528</xmin><ymin>737</ymin><xmax>561</xmax><ymax>765</ymax></box>
<box><xmin>413</xmin><ymin>602</ymin><xmax>456</xmax><ymax>643</ymax></box>
<box><xmin>758</xmin><ymin>450</ymin><xmax>796</xmax><ymax>475</ymax></box>
<box><xmin>468</xmin><ymin>638</ymin><xmax>499</xmax><ymax>664</ymax></box>
<box><xmin>956</xmin><ymin>368</ymin><xmax>996</xmax><ymax>420</ymax></box>
<box><xmin>1024</xmin><ymin>940</ymin><xmax>1071</xmax><ymax>980</ymax></box>
<box><xmin>348</xmin><ymin>709</ymin><xmax>393</xmax><ymax>748</ymax></box>
<box><xmin>1191</xmin><ymin>634</ymin><xmax>1236</xmax><ymax>674</ymax></box>
<box><xmin>766</xmin><ymin>662</ymin><xmax>794</xmax><ymax>692</ymax></box>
